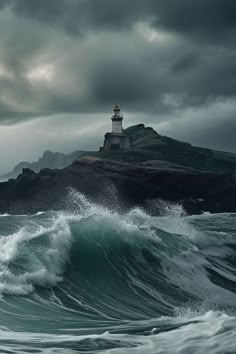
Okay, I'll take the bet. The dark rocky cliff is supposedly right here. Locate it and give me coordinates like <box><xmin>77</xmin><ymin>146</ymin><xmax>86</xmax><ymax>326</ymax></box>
<box><xmin>2</xmin><ymin>124</ymin><xmax>236</xmax><ymax>181</ymax></box>
<box><xmin>0</xmin><ymin>159</ymin><xmax>236</xmax><ymax>215</ymax></box>
<box><xmin>1</xmin><ymin>123</ymin><xmax>236</xmax><ymax>215</ymax></box>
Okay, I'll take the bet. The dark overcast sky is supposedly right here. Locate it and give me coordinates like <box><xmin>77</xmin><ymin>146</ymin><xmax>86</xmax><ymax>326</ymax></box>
<box><xmin>0</xmin><ymin>0</ymin><xmax>236</xmax><ymax>173</ymax></box>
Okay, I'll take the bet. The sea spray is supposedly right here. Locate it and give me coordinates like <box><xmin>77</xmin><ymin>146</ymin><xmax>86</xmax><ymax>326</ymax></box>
<box><xmin>0</xmin><ymin>193</ymin><xmax>235</xmax><ymax>352</ymax></box>
<box><xmin>0</xmin><ymin>214</ymin><xmax>72</xmax><ymax>295</ymax></box>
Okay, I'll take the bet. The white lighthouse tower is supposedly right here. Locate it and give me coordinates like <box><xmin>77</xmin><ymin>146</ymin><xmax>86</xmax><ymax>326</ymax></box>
<box><xmin>102</xmin><ymin>105</ymin><xmax>131</xmax><ymax>150</ymax></box>
<box><xmin>111</xmin><ymin>105</ymin><xmax>123</xmax><ymax>134</ymax></box>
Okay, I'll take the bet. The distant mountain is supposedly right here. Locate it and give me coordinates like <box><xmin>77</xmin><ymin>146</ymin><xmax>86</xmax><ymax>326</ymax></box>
<box><xmin>1</xmin><ymin>123</ymin><xmax>236</xmax><ymax>182</ymax></box>
<box><xmin>0</xmin><ymin>150</ymin><xmax>93</xmax><ymax>181</ymax></box>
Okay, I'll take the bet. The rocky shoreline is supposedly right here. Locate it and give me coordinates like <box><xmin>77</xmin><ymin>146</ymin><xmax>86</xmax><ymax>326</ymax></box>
<box><xmin>0</xmin><ymin>158</ymin><xmax>236</xmax><ymax>215</ymax></box>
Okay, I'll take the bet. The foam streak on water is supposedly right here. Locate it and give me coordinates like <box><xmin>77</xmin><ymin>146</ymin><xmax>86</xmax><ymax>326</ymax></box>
<box><xmin>0</xmin><ymin>192</ymin><xmax>235</xmax><ymax>353</ymax></box>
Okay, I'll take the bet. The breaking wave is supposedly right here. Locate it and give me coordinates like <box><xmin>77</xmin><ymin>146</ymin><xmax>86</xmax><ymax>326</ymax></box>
<box><xmin>0</xmin><ymin>192</ymin><xmax>235</xmax><ymax>353</ymax></box>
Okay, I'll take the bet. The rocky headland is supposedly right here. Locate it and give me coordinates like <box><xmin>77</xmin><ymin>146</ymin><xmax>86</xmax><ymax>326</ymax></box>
<box><xmin>1</xmin><ymin>124</ymin><xmax>236</xmax><ymax>215</ymax></box>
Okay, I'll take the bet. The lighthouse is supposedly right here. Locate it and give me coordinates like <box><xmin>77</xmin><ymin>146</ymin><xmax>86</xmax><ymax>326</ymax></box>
<box><xmin>112</xmin><ymin>105</ymin><xmax>123</xmax><ymax>134</ymax></box>
<box><xmin>102</xmin><ymin>105</ymin><xmax>131</xmax><ymax>150</ymax></box>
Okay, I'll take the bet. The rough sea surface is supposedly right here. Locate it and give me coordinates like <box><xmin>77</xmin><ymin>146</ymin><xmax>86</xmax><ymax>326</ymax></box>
<box><xmin>0</xmin><ymin>192</ymin><xmax>235</xmax><ymax>353</ymax></box>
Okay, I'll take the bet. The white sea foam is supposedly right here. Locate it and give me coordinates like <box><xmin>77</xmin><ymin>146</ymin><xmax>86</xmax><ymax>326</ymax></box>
<box><xmin>0</xmin><ymin>214</ymin><xmax>72</xmax><ymax>295</ymax></box>
<box><xmin>0</xmin><ymin>192</ymin><xmax>235</xmax><ymax>353</ymax></box>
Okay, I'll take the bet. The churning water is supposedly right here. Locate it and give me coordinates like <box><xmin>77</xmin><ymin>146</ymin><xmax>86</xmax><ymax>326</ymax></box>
<box><xmin>0</xmin><ymin>192</ymin><xmax>235</xmax><ymax>353</ymax></box>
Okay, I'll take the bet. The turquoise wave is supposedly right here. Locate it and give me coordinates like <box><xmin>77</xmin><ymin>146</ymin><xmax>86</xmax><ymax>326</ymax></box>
<box><xmin>0</xmin><ymin>192</ymin><xmax>235</xmax><ymax>353</ymax></box>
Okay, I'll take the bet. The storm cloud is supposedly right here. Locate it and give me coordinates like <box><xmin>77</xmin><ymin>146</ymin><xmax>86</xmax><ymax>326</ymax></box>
<box><xmin>0</xmin><ymin>0</ymin><xmax>236</xmax><ymax>172</ymax></box>
<box><xmin>9</xmin><ymin>0</ymin><xmax>236</xmax><ymax>39</ymax></box>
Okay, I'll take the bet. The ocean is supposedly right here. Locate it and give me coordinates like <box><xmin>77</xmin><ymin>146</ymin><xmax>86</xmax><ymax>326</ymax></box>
<box><xmin>0</xmin><ymin>191</ymin><xmax>235</xmax><ymax>353</ymax></box>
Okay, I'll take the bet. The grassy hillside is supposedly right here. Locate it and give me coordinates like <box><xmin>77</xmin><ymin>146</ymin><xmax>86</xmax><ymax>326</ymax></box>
<box><xmin>97</xmin><ymin>124</ymin><xmax>236</xmax><ymax>173</ymax></box>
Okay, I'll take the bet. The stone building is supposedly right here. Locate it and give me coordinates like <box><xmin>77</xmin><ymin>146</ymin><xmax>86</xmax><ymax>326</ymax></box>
<box><xmin>102</xmin><ymin>105</ymin><xmax>131</xmax><ymax>150</ymax></box>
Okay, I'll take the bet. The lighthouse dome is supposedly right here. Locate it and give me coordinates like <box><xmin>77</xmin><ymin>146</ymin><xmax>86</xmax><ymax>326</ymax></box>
<box><xmin>113</xmin><ymin>105</ymin><xmax>120</xmax><ymax>112</ymax></box>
